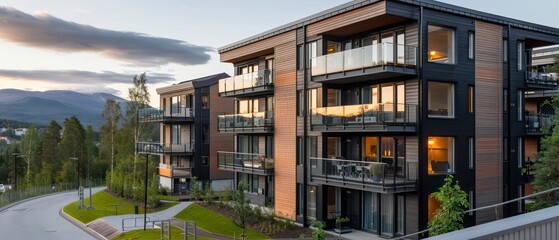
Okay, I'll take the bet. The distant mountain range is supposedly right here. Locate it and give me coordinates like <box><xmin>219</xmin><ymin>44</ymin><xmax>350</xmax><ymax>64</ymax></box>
<box><xmin>0</xmin><ymin>89</ymin><xmax>127</xmax><ymax>129</ymax></box>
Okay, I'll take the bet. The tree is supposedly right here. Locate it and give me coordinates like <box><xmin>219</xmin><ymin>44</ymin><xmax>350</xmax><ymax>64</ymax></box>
<box><xmin>428</xmin><ymin>175</ymin><xmax>469</xmax><ymax>236</ymax></box>
<box><xmin>38</xmin><ymin>120</ymin><xmax>62</xmax><ymax>185</ymax></box>
<box><xmin>100</xmin><ymin>99</ymin><xmax>121</xmax><ymax>179</ymax></box>
<box><xmin>190</xmin><ymin>176</ymin><xmax>202</xmax><ymax>201</ymax></box>
<box><xmin>232</xmin><ymin>182</ymin><xmax>251</xmax><ymax>234</ymax></box>
<box><xmin>124</xmin><ymin>73</ymin><xmax>151</xmax><ymax>175</ymax></box>
<box><xmin>59</xmin><ymin>116</ymin><xmax>85</xmax><ymax>180</ymax></box>
<box><xmin>21</xmin><ymin>125</ymin><xmax>39</xmax><ymax>186</ymax></box>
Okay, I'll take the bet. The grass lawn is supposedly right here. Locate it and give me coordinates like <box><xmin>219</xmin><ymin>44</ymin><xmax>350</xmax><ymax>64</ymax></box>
<box><xmin>113</xmin><ymin>225</ymin><xmax>216</xmax><ymax>240</ymax></box>
<box><xmin>175</xmin><ymin>203</ymin><xmax>269</xmax><ymax>240</ymax></box>
<box><xmin>64</xmin><ymin>190</ymin><xmax>177</xmax><ymax>224</ymax></box>
<box><xmin>158</xmin><ymin>194</ymin><xmax>179</xmax><ymax>201</ymax></box>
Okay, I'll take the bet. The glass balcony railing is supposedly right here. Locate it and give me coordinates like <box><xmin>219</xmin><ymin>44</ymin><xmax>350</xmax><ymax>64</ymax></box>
<box><xmin>311</xmin><ymin>43</ymin><xmax>417</xmax><ymax>76</ymax></box>
<box><xmin>138</xmin><ymin>106</ymin><xmax>194</xmax><ymax>122</ymax></box>
<box><xmin>526</xmin><ymin>113</ymin><xmax>555</xmax><ymax>134</ymax></box>
<box><xmin>526</xmin><ymin>66</ymin><xmax>559</xmax><ymax>89</ymax></box>
<box><xmin>309</xmin><ymin>157</ymin><xmax>417</xmax><ymax>191</ymax></box>
<box><xmin>218</xmin><ymin>69</ymin><xmax>274</xmax><ymax>94</ymax></box>
<box><xmin>158</xmin><ymin>163</ymin><xmax>192</xmax><ymax>178</ymax></box>
<box><xmin>218</xmin><ymin>111</ymin><xmax>274</xmax><ymax>132</ymax></box>
<box><xmin>310</xmin><ymin>103</ymin><xmax>417</xmax><ymax>131</ymax></box>
<box><xmin>217</xmin><ymin>151</ymin><xmax>274</xmax><ymax>175</ymax></box>
<box><xmin>137</xmin><ymin>142</ymin><xmax>194</xmax><ymax>155</ymax></box>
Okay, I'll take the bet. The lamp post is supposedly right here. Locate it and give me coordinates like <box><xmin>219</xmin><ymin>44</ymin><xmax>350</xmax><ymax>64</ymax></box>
<box><xmin>144</xmin><ymin>153</ymin><xmax>149</xmax><ymax>231</ymax></box>
<box><xmin>87</xmin><ymin>156</ymin><xmax>94</xmax><ymax>210</ymax></box>
<box><xmin>70</xmin><ymin>157</ymin><xmax>85</xmax><ymax>209</ymax></box>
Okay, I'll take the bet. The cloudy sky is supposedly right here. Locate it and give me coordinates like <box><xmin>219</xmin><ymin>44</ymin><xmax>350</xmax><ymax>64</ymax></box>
<box><xmin>0</xmin><ymin>0</ymin><xmax>558</xmax><ymax>106</ymax></box>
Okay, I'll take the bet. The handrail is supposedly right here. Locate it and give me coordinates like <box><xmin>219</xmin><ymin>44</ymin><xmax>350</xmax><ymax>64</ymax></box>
<box><xmin>394</xmin><ymin>185</ymin><xmax>559</xmax><ymax>240</ymax></box>
<box><xmin>309</xmin><ymin>157</ymin><xmax>387</xmax><ymax>165</ymax></box>
<box><xmin>122</xmin><ymin>216</ymin><xmax>151</xmax><ymax>231</ymax></box>
<box><xmin>219</xmin><ymin>69</ymin><xmax>274</xmax><ymax>93</ymax></box>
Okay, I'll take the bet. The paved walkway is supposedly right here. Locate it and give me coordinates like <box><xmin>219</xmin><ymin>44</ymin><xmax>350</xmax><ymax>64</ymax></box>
<box><xmin>101</xmin><ymin>201</ymin><xmax>191</xmax><ymax>231</ymax></box>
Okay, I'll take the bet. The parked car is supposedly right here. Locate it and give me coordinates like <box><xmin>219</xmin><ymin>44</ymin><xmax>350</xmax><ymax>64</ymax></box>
<box><xmin>0</xmin><ymin>184</ymin><xmax>5</xmax><ymax>193</ymax></box>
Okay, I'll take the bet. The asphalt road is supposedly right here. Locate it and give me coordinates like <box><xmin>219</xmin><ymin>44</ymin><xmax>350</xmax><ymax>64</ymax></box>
<box><xmin>0</xmin><ymin>188</ymin><xmax>103</xmax><ymax>240</ymax></box>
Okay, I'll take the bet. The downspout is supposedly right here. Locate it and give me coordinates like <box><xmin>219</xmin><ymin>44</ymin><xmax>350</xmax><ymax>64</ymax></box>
<box><xmin>302</xmin><ymin>24</ymin><xmax>309</xmax><ymax>227</ymax></box>
<box><xmin>417</xmin><ymin>5</ymin><xmax>425</xmax><ymax>233</ymax></box>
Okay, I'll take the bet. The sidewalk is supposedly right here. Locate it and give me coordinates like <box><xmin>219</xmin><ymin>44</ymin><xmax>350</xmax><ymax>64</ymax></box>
<box><xmin>101</xmin><ymin>201</ymin><xmax>191</xmax><ymax>231</ymax></box>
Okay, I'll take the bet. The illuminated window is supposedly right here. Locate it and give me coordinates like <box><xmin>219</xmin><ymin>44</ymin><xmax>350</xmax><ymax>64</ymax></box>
<box><xmin>428</xmin><ymin>25</ymin><xmax>455</xmax><ymax>64</ymax></box>
<box><xmin>427</xmin><ymin>137</ymin><xmax>454</xmax><ymax>175</ymax></box>
<box><xmin>428</xmin><ymin>193</ymin><xmax>442</xmax><ymax>222</ymax></box>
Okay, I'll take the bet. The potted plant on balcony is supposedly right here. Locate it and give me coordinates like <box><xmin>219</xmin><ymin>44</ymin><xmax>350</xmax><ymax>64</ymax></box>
<box><xmin>370</xmin><ymin>164</ymin><xmax>383</xmax><ymax>183</ymax></box>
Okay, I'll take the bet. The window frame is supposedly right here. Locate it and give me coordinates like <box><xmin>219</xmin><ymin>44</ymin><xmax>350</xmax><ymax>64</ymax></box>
<box><xmin>427</xmin><ymin>24</ymin><xmax>456</xmax><ymax>64</ymax></box>
<box><xmin>468</xmin><ymin>85</ymin><xmax>475</xmax><ymax>114</ymax></box>
<box><xmin>427</xmin><ymin>81</ymin><xmax>455</xmax><ymax>118</ymax></box>
<box><xmin>468</xmin><ymin>31</ymin><xmax>475</xmax><ymax>60</ymax></box>
<box><xmin>427</xmin><ymin>136</ymin><xmax>455</xmax><ymax>175</ymax></box>
<box><xmin>517</xmin><ymin>41</ymin><xmax>524</xmax><ymax>71</ymax></box>
<box><xmin>469</xmin><ymin>137</ymin><xmax>475</xmax><ymax>169</ymax></box>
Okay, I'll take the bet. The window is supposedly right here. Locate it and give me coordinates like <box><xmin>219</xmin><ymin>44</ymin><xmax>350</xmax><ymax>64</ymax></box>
<box><xmin>469</xmin><ymin>137</ymin><xmax>474</xmax><ymax>169</ymax></box>
<box><xmin>517</xmin><ymin>42</ymin><xmax>524</xmax><ymax>71</ymax></box>
<box><xmin>504</xmin><ymin>138</ymin><xmax>508</xmax><ymax>162</ymax></box>
<box><xmin>171</xmin><ymin>125</ymin><xmax>180</xmax><ymax>144</ymax></box>
<box><xmin>518</xmin><ymin>185</ymin><xmax>524</xmax><ymax>212</ymax></box>
<box><xmin>503</xmin><ymin>39</ymin><xmax>508</xmax><ymax>62</ymax></box>
<box><xmin>201</xmin><ymin>94</ymin><xmax>209</xmax><ymax>109</ymax></box>
<box><xmin>397</xmin><ymin>195</ymin><xmax>405</xmax><ymax>235</ymax></box>
<box><xmin>297</xmin><ymin>45</ymin><xmax>304</xmax><ymax>70</ymax></box>
<box><xmin>428</xmin><ymin>137</ymin><xmax>454</xmax><ymax>174</ymax></box>
<box><xmin>517</xmin><ymin>90</ymin><xmax>524</xmax><ymax>121</ymax></box>
<box><xmin>297</xmin><ymin>137</ymin><xmax>303</xmax><ymax>165</ymax></box>
<box><xmin>468</xmin><ymin>85</ymin><xmax>474</xmax><ymax>113</ymax></box>
<box><xmin>428</xmin><ymin>25</ymin><xmax>455</xmax><ymax>64</ymax></box>
<box><xmin>428</xmin><ymin>193</ymin><xmax>442</xmax><ymax>222</ymax></box>
<box><xmin>307</xmin><ymin>136</ymin><xmax>317</xmax><ymax>159</ymax></box>
<box><xmin>428</xmin><ymin>82</ymin><xmax>454</xmax><ymax>118</ymax></box>
<box><xmin>468</xmin><ymin>32</ymin><xmax>475</xmax><ymax>59</ymax></box>
<box><xmin>503</xmin><ymin>90</ymin><xmax>508</xmax><ymax>112</ymax></box>
<box><xmin>202</xmin><ymin>156</ymin><xmax>208</xmax><ymax>166</ymax></box>
<box><xmin>307</xmin><ymin>41</ymin><xmax>317</xmax><ymax>69</ymax></box>
<box><xmin>308</xmin><ymin>88</ymin><xmax>318</xmax><ymax>115</ymax></box>
<box><xmin>296</xmin><ymin>184</ymin><xmax>303</xmax><ymax>215</ymax></box>
<box><xmin>307</xmin><ymin>186</ymin><xmax>317</xmax><ymax>220</ymax></box>
<box><xmin>202</xmin><ymin>124</ymin><xmax>208</xmax><ymax>144</ymax></box>
<box><xmin>518</xmin><ymin>137</ymin><xmax>523</xmax><ymax>169</ymax></box>
<box><xmin>296</xmin><ymin>90</ymin><xmax>303</xmax><ymax>116</ymax></box>
<box><xmin>469</xmin><ymin>190</ymin><xmax>474</xmax><ymax>216</ymax></box>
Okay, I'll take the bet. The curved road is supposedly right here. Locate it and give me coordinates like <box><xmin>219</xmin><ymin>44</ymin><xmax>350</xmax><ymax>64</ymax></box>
<box><xmin>0</xmin><ymin>188</ymin><xmax>103</xmax><ymax>240</ymax></box>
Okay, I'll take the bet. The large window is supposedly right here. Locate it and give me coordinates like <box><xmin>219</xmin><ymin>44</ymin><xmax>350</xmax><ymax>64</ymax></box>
<box><xmin>363</xmin><ymin>192</ymin><xmax>379</xmax><ymax>232</ymax></box>
<box><xmin>307</xmin><ymin>186</ymin><xmax>317</xmax><ymax>220</ymax></box>
<box><xmin>428</xmin><ymin>25</ymin><xmax>455</xmax><ymax>64</ymax></box>
<box><xmin>428</xmin><ymin>137</ymin><xmax>454</xmax><ymax>175</ymax></box>
<box><xmin>428</xmin><ymin>82</ymin><xmax>454</xmax><ymax>118</ymax></box>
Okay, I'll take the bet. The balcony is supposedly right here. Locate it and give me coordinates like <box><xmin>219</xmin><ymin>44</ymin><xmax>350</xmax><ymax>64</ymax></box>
<box><xmin>158</xmin><ymin>163</ymin><xmax>192</xmax><ymax>178</ymax></box>
<box><xmin>311</xmin><ymin>43</ymin><xmax>417</xmax><ymax>83</ymax></box>
<box><xmin>309</xmin><ymin>157</ymin><xmax>417</xmax><ymax>193</ymax></box>
<box><xmin>218</xmin><ymin>111</ymin><xmax>274</xmax><ymax>133</ymax></box>
<box><xmin>218</xmin><ymin>69</ymin><xmax>274</xmax><ymax>97</ymax></box>
<box><xmin>138</xmin><ymin>106</ymin><xmax>194</xmax><ymax>123</ymax></box>
<box><xmin>310</xmin><ymin>103</ymin><xmax>417</xmax><ymax>132</ymax></box>
<box><xmin>525</xmin><ymin>66</ymin><xmax>559</xmax><ymax>90</ymax></box>
<box><xmin>217</xmin><ymin>151</ymin><xmax>274</xmax><ymax>176</ymax></box>
<box><xmin>137</xmin><ymin>142</ymin><xmax>194</xmax><ymax>155</ymax></box>
<box><xmin>526</xmin><ymin>113</ymin><xmax>555</xmax><ymax>135</ymax></box>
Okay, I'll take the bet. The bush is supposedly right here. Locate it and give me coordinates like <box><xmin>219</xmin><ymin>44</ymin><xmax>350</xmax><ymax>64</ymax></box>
<box><xmin>190</xmin><ymin>176</ymin><xmax>203</xmax><ymax>202</ymax></box>
<box><xmin>159</xmin><ymin>185</ymin><xmax>170</xmax><ymax>196</ymax></box>
<box><xmin>203</xmin><ymin>181</ymin><xmax>214</xmax><ymax>204</ymax></box>
<box><xmin>311</xmin><ymin>220</ymin><xmax>325</xmax><ymax>240</ymax></box>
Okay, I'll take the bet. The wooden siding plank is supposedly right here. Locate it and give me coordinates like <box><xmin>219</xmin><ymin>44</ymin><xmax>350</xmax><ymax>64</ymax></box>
<box><xmin>209</xmin><ymin>84</ymin><xmax>235</xmax><ymax>180</ymax></box>
<box><xmin>274</xmin><ymin>38</ymin><xmax>298</xmax><ymax>220</ymax></box>
<box><xmin>475</xmin><ymin>20</ymin><xmax>504</xmax><ymax>224</ymax></box>
<box><xmin>306</xmin><ymin>1</ymin><xmax>386</xmax><ymax>37</ymax></box>
<box><xmin>221</xmin><ymin>31</ymin><xmax>296</xmax><ymax>63</ymax></box>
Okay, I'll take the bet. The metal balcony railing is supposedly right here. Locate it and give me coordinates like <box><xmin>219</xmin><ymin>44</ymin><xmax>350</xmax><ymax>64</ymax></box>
<box><xmin>310</xmin><ymin>103</ymin><xmax>417</xmax><ymax>131</ymax></box>
<box><xmin>311</xmin><ymin>43</ymin><xmax>417</xmax><ymax>76</ymax></box>
<box><xmin>525</xmin><ymin>66</ymin><xmax>559</xmax><ymax>89</ymax></box>
<box><xmin>217</xmin><ymin>151</ymin><xmax>274</xmax><ymax>175</ymax></box>
<box><xmin>526</xmin><ymin>113</ymin><xmax>555</xmax><ymax>134</ymax></box>
<box><xmin>138</xmin><ymin>106</ymin><xmax>194</xmax><ymax>122</ymax></box>
<box><xmin>137</xmin><ymin>142</ymin><xmax>194</xmax><ymax>155</ymax></box>
<box><xmin>218</xmin><ymin>111</ymin><xmax>274</xmax><ymax>132</ymax></box>
<box><xmin>218</xmin><ymin>69</ymin><xmax>274</xmax><ymax>94</ymax></box>
<box><xmin>309</xmin><ymin>157</ymin><xmax>417</xmax><ymax>192</ymax></box>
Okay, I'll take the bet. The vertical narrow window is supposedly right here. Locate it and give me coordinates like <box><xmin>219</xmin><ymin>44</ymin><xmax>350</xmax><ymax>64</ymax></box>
<box><xmin>469</xmin><ymin>137</ymin><xmax>474</xmax><ymax>169</ymax></box>
<box><xmin>202</xmin><ymin>124</ymin><xmax>208</xmax><ymax>144</ymax></box>
<box><xmin>297</xmin><ymin>44</ymin><xmax>303</xmax><ymax>70</ymax></box>
<box><xmin>517</xmin><ymin>90</ymin><xmax>524</xmax><ymax>121</ymax></box>
<box><xmin>296</xmin><ymin>184</ymin><xmax>303</xmax><ymax>215</ymax></box>
<box><xmin>518</xmin><ymin>137</ymin><xmax>523</xmax><ymax>169</ymax></box>
<box><xmin>504</xmin><ymin>138</ymin><xmax>508</xmax><ymax>162</ymax></box>
<box><xmin>307</xmin><ymin>41</ymin><xmax>317</xmax><ymax>69</ymax></box>
<box><xmin>517</xmin><ymin>42</ymin><xmax>523</xmax><ymax>71</ymax></box>
<box><xmin>468</xmin><ymin>85</ymin><xmax>474</xmax><ymax>113</ymax></box>
<box><xmin>202</xmin><ymin>156</ymin><xmax>208</xmax><ymax>166</ymax></box>
<box><xmin>296</xmin><ymin>137</ymin><xmax>303</xmax><ymax>165</ymax></box>
<box><xmin>397</xmin><ymin>195</ymin><xmax>405</xmax><ymax>235</ymax></box>
<box><xmin>308</xmin><ymin>89</ymin><xmax>317</xmax><ymax>115</ymax></box>
<box><xmin>503</xmin><ymin>90</ymin><xmax>508</xmax><ymax>112</ymax></box>
<box><xmin>503</xmin><ymin>39</ymin><xmax>508</xmax><ymax>62</ymax></box>
<box><xmin>469</xmin><ymin>190</ymin><xmax>474</xmax><ymax>216</ymax></box>
<box><xmin>307</xmin><ymin>186</ymin><xmax>317</xmax><ymax>220</ymax></box>
<box><xmin>518</xmin><ymin>185</ymin><xmax>524</xmax><ymax>212</ymax></box>
<box><xmin>307</xmin><ymin>136</ymin><xmax>317</xmax><ymax>161</ymax></box>
<box><xmin>201</xmin><ymin>94</ymin><xmax>209</xmax><ymax>109</ymax></box>
<box><xmin>468</xmin><ymin>32</ymin><xmax>475</xmax><ymax>59</ymax></box>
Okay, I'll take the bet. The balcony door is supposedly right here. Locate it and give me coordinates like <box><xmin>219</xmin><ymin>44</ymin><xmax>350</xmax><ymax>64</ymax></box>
<box><xmin>396</xmin><ymin>31</ymin><xmax>405</xmax><ymax>65</ymax></box>
<box><xmin>381</xmin><ymin>85</ymin><xmax>394</xmax><ymax>122</ymax></box>
<box><xmin>381</xmin><ymin>32</ymin><xmax>394</xmax><ymax>63</ymax></box>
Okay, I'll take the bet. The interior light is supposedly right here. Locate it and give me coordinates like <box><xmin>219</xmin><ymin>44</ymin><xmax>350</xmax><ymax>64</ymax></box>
<box><xmin>430</xmin><ymin>51</ymin><xmax>436</xmax><ymax>56</ymax></box>
<box><xmin>428</xmin><ymin>140</ymin><xmax>435</xmax><ymax>145</ymax></box>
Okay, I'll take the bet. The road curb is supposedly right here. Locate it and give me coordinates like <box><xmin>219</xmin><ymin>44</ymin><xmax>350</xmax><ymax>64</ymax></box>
<box><xmin>0</xmin><ymin>190</ymin><xmax>74</xmax><ymax>213</ymax></box>
<box><xmin>60</xmin><ymin>207</ymin><xmax>107</xmax><ymax>240</ymax></box>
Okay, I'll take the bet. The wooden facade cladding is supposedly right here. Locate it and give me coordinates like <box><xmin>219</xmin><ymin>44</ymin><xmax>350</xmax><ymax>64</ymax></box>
<box><xmin>475</xmin><ymin>21</ymin><xmax>504</xmax><ymax>224</ymax></box>
<box><xmin>220</xmin><ymin>31</ymin><xmax>296</xmax><ymax>63</ymax></box>
<box><xmin>306</xmin><ymin>1</ymin><xmax>386</xmax><ymax>37</ymax></box>
<box><xmin>274</xmin><ymin>39</ymin><xmax>297</xmax><ymax>220</ymax></box>
<box><xmin>209</xmin><ymin>84</ymin><xmax>235</xmax><ymax>180</ymax></box>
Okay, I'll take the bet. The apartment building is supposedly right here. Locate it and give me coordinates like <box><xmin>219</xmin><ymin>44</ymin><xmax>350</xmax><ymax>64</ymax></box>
<box><xmin>138</xmin><ymin>73</ymin><xmax>235</xmax><ymax>194</ymax></box>
<box><xmin>217</xmin><ymin>0</ymin><xmax>559</xmax><ymax>238</ymax></box>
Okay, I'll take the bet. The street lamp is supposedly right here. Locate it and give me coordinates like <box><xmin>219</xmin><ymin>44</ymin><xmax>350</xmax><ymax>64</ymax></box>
<box><xmin>144</xmin><ymin>153</ymin><xmax>149</xmax><ymax>231</ymax></box>
<box><xmin>70</xmin><ymin>157</ymin><xmax>85</xmax><ymax>209</ymax></box>
<box><xmin>87</xmin><ymin>156</ymin><xmax>94</xmax><ymax>210</ymax></box>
